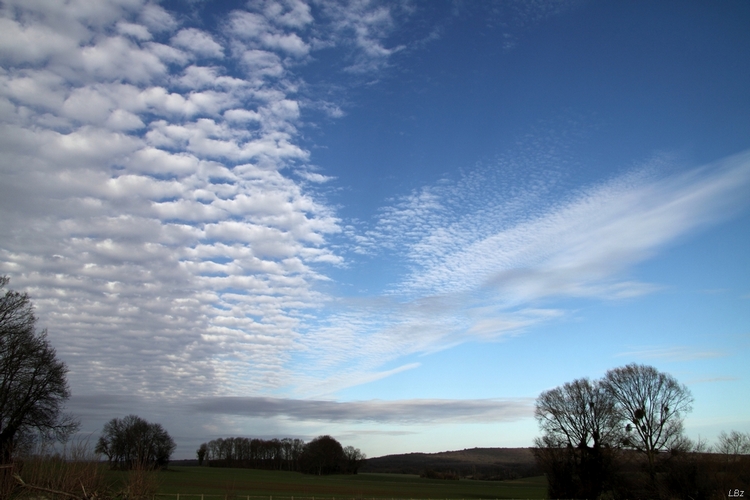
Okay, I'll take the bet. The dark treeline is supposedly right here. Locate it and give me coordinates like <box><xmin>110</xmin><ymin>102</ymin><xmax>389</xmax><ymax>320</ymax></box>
<box><xmin>197</xmin><ymin>435</ymin><xmax>365</xmax><ymax>475</ymax></box>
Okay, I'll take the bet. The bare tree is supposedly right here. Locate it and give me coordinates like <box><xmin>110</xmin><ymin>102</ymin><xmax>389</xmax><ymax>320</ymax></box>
<box><xmin>602</xmin><ymin>363</ymin><xmax>693</xmax><ymax>478</ymax></box>
<box><xmin>716</xmin><ymin>430</ymin><xmax>750</xmax><ymax>461</ymax></box>
<box><xmin>535</xmin><ymin>377</ymin><xmax>621</xmax><ymax>450</ymax></box>
<box><xmin>343</xmin><ymin>445</ymin><xmax>366</xmax><ymax>474</ymax></box>
<box><xmin>0</xmin><ymin>276</ymin><xmax>78</xmax><ymax>463</ymax></box>
<box><xmin>534</xmin><ymin>377</ymin><xmax>621</xmax><ymax>499</ymax></box>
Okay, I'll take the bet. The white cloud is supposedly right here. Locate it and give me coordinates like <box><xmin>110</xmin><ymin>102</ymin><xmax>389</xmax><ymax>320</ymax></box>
<box><xmin>0</xmin><ymin>0</ymin><xmax>346</xmax><ymax>402</ymax></box>
<box><xmin>0</xmin><ymin>17</ymin><xmax>79</xmax><ymax>64</ymax></box>
<box><xmin>240</xmin><ymin>49</ymin><xmax>285</xmax><ymax>78</ymax></box>
<box><xmin>106</xmin><ymin>109</ymin><xmax>145</xmax><ymax>130</ymax></box>
<box><xmin>4</xmin><ymin>0</ymin><xmax>746</xmax><ymax>418</ymax></box>
<box><xmin>617</xmin><ymin>346</ymin><xmax>726</xmax><ymax>362</ymax></box>
<box><xmin>262</xmin><ymin>0</ymin><xmax>313</xmax><ymax>29</ymax></box>
<box><xmin>291</xmin><ymin>151</ymin><xmax>750</xmax><ymax>393</ymax></box>
<box><xmin>139</xmin><ymin>3</ymin><xmax>178</xmax><ymax>33</ymax></box>
<box><xmin>116</xmin><ymin>21</ymin><xmax>152</xmax><ymax>41</ymax></box>
<box><xmin>318</xmin><ymin>0</ymin><xmax>404</xmax><ymax>73</ymax></box>
<box><xmin>224</xmin><ymin>108</ymin><xmax>262</xmax><ymax>123</ymax></box>
<box><xmin>81</xmin><ymin>36</ymin><xmax>167</xmax><ymax>83</ymax></box>
<box><xmin>171</xmin><ymin>28</ymin><xmax>225</xmax><ymax>59</ymax></box>
<box><xmin>261</xmin><ymin>32</ymin><xmax>310</xmax><ymax>56</ymax></box>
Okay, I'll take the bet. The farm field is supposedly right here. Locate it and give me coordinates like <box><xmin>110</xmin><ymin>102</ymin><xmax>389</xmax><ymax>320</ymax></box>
<box><xmin>110</xmin><ymin>467</ymin><xmax>547</xmax><ymax>499</ymax></box>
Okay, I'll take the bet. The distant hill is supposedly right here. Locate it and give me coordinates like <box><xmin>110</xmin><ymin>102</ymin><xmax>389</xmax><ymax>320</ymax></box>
<box><xmin>360</xmin><ymin>447</ymin><xmax>539</xmax><ymax>480</ymax></box>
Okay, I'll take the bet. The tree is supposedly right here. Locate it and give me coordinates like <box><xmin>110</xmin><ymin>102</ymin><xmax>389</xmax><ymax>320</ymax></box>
<box><xmin>0</xmin><ymin>276</ymin><xmax>78</xmax><ymax>463</ymax></box>
<box><xmin>95</xmin><ymin>415</ymin><xmax>175</xmax><ymax>470</ymax></box>
<box><xmin>300</xmin><ymin>435</ymin><xmax>345</xmax><ymax>475</ymax></box>
<box><xmin>343</xmin><ymin>445</ymin><xmax>366</xmax><ymax>474</ymax></box>
<box><xmin>716</xmin><ymin>430</ymin><xmax>750</xmax><ymax>460</ymax></box>
<box><xmin>533</xmin><ymin>377</ymin><xmax>621</xmax><ymax>499</ymax></box>
<box><xmin>196</xmin><ymin>442</ymin><xmax>208</xmax><ymax>465</ymax></box>
<box><xmin>535</xmin><ymin>377</ymin><xmax>621</xmax><ymax>450</ymax></box>
<box><xmin>602</xmin><ymin>363</ymin><xmax>693</xmax><ymax>478</ymax></box>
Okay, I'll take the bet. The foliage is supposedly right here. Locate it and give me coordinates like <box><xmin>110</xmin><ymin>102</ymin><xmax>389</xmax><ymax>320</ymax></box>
<box><xmin>300</xmin><ymin>435</ymin><xmax>346</xmax><ymax>475</ymax></box>
<box><xmin>199</xmin><ymin>435</ymin><xmax>364</xmax><ymax>476</ymax></box>
<box><xmin>343</xmin><ymin>444</ymin><xmax>366</xmax><ymax>474</ymax></box>
<box><xmin>201</xmin><ymin>436</ymin><xmax>305</xmax><ymax>470</ymax></box>
<box><xmin>196</xmin><ymin>442</ymin><xmax>208</xmax><ymax>465</ymax></box>
<box><xmin>95</xmin><ymin>414</ymin><xmax>175</xmax><ymax>470</ymax></box>
<box><xmin>0</xmin><ymin>276</ymin><xmax>78</xmax><ymax>464</ymax></box>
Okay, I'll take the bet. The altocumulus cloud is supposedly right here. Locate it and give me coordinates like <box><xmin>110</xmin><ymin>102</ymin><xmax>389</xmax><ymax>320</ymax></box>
<box><xmin>0</xmin><ymin>0</ymin><xmax>404</xmax><ymax>401</ymax></box>
<box><xmin>1</xmin><ymin>0</ymin><xmax>750</xmax><ymax>428</ymax></box>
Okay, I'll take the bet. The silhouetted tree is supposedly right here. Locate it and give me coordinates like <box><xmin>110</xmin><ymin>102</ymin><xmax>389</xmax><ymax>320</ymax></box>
<box><xmin>533</xmin><ymin>377</ymin><xmax>621</xmax><ymax>498</ymax></box>
<box><xmin>603</xmin><ymin>363</ymin><xmax>693</xmax><ymax>479</ymax></box>
<box><xmin>196</xmin><ymin>442</ymin><xmax>208</xmax><ymax>465</ymax></box>
<box><xmin>95</xmin><ymin>415</ymin><xmax>175</xmax><ymax>470</ymax></box>
<box><xmin>716</xmin><ymin>430</ymin><xmax>750</xmax><ymax>459</ymax></box>
<box><xmin>300</xmin><ymin>435</ymin><xmax>345</xmax><ymax>475</ymax></box>
<box><xmin>0</xmin><ymin>276</ymin><xmax>78</xmax><ymax>463</ymax></box>
<box><xmin>343</xmin><ymin>445</ymin><xmax>366</xmax><ymax>474</ymax></box>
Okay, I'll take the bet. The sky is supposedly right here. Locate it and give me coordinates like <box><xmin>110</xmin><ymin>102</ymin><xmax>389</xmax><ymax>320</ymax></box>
<box><xmin>1</xmin><ymin>0</ymin><xmax>749</xmax><ymax>459</ymax></box>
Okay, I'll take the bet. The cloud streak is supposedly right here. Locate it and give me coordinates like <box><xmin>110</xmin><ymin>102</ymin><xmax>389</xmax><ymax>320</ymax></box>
<box><xmin>295</xmin><ymin>151</ymin><xmax>750</xmax><ymax>393</ymax></box>
<box><xmin>191</xmin><ymin>396</ymin><xmax>533</xmax><ymax>424</ymax></box>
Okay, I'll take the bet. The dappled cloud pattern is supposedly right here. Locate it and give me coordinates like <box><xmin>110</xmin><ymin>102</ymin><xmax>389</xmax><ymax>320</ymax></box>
<box><xmin>1</xmin><ymin>0</ymin><xmax>750</xmax><ymax>411</ymax></box>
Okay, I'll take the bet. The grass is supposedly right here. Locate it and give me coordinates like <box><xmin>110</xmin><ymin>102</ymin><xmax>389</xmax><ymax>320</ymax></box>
<box><xmin>117</xmin><ymin>467</ymin><xmax>548</xmax><ymax>499</ymax></box>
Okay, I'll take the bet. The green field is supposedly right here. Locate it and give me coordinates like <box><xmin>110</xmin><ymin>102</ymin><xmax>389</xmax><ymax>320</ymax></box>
<box><xmin>107</xmin><ymin>467</ymin><xmax>547</xmax><ymax>499</ymax></box>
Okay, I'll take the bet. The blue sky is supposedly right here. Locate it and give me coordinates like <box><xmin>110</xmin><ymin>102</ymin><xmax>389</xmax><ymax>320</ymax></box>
<box><xmin>0</xmin><ymin>0</ymin><xmax>749</xmax><ymax>459</ymax></box>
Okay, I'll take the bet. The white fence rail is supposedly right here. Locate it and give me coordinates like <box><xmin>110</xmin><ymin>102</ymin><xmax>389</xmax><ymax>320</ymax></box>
<box><xmin>152</xmin><ymin>493</ymin><xmax>540</xmax><ymax>500</ymax></box>
<box><xmin>151</xmin><ymin>496</ymin><xmax>540</xmax><ymax>500</ymax></box>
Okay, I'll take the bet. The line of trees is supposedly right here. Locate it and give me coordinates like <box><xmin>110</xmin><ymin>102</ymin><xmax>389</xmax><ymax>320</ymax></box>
<box><xmin>198</xmin><ymin>436</ymin><xmax>305</xmax><ymax>470</ymax></box>
<box><xmin>197</xmin><ymin>434</ymin><xmax>366</xmax><ymax>475</ymax></box>
<box><xmin>533</xmin><ymin>364</ymin><xmax>749</xmax><ymax>499</ymax></box>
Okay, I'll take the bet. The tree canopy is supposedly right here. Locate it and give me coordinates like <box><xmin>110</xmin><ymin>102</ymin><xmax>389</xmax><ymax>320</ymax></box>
<box><xmin>0</xmin><ymin>276</ymin><xmax>78</xmax><ymax>463</ymax></box>
<box><xmin>95</xmin><ymin>415</ymin><xmax>175</xmax><ymax>470</ymax></box>
<box><xmin>602</xmin><ymin>363</ymin><xmax>693</xmax><ymax>473</ymax></box>
<box><xmin>300</xmin><ymin>435</ymin><xmax>345</xmax><ymax>475</ymax></box>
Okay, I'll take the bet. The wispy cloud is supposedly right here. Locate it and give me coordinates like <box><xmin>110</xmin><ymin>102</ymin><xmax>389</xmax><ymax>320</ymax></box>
<box><xmin>686</xmin><ymin>376</ymin><xmax>739</xmax><ymax>384</ymax></box>
<box><xmin>294</xmin><ymin>151</ymin><xmax>750</xmax><ymax>393</ymax></box>
<box><xmin>616</xmin><ymin>346</ymin><xmax>727</xmax><ymax>362</ymax></box>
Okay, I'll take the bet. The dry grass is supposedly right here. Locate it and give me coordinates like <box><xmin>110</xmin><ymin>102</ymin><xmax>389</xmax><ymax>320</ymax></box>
<box><xmin>4</xmin><ymin>438</ymin><xmax>161</xmax><ymax>500</ymax></box>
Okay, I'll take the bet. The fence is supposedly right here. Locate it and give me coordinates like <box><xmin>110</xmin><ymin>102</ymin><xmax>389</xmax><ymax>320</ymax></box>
<box><xmin>151</xmin><ymin>496</ymin><xmax>540</xmax><ymax>500</ymax></box>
